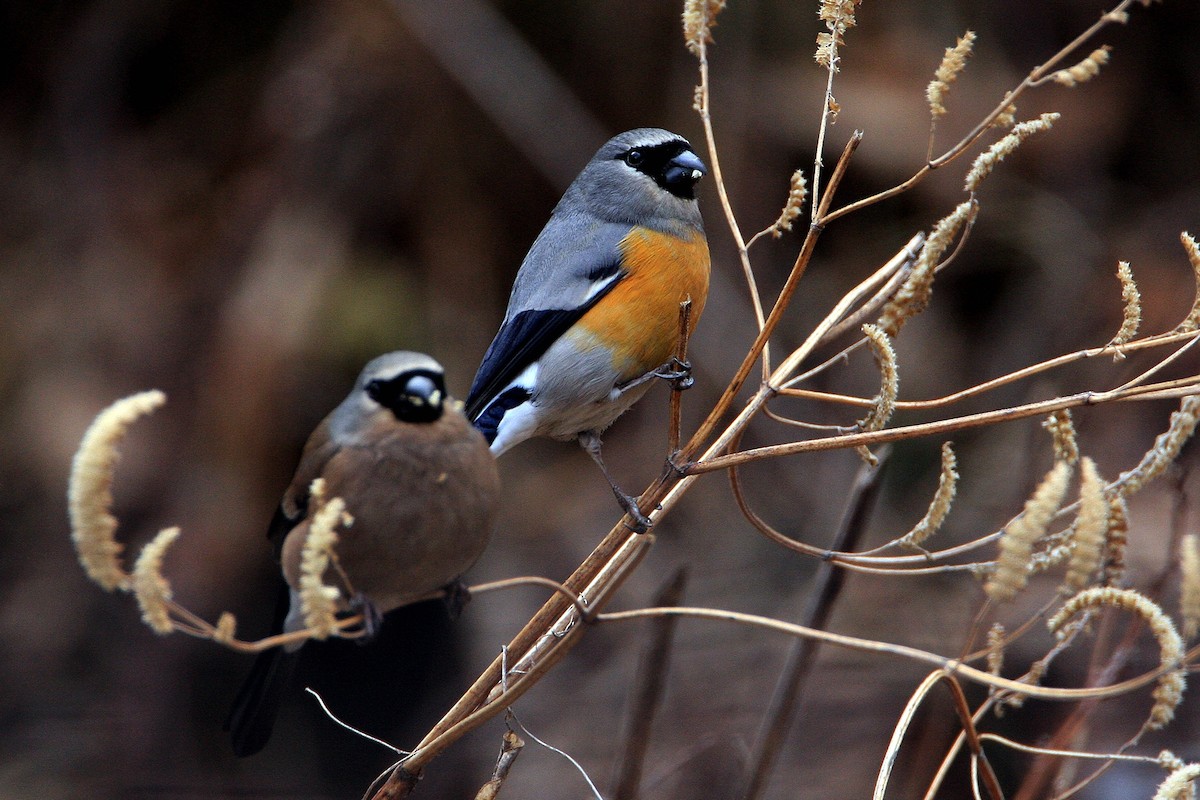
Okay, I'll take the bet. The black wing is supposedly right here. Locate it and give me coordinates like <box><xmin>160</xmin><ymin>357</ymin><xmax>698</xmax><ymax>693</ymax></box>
<box><xmin>465</xmin><ymin>268</ymin><xmax>623</xmax><ymax>421</ymax></box>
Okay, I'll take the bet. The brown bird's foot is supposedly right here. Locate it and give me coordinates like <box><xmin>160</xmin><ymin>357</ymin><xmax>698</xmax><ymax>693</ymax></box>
<box><xmin>578</xmin><ymin>431</ymin><xmax>654</xmax><ymax>533</ymax></box>
<box><xmin>653</xmin><ymin>357</ymin><xmax>693</xmax><ymax>390</ymax></box>
<box><xmin>442</xmin><ymin>579</ymin><xmax>472</xmax><ymax>620</ymax></box>
<box><xmin>613</xmin><ymin>489</ymin><xmax>654</xmax><ymax>534</ymax></box>
<box><xmin>348</xmin><ymin>593</ymin><xmax>383</xmax><ymax>644</ymax></box>
<box><xmin>663</xmin><ymin>451</ymin><xmax>692</xmax><ymax>479</ymax></box>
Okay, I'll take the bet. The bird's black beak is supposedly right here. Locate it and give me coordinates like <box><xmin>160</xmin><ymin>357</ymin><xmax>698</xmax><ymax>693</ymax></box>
<box><xmin>663</xmin><ymin>148</ymin><xmax>707</xmax><ymax>197</ymax></box>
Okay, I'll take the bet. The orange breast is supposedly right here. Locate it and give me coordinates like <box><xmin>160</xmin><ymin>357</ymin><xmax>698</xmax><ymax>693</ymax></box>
<box><xmin>574</xmin><ymin>227</ymin><xmax>710</xmax><ymax>381</ymax></box>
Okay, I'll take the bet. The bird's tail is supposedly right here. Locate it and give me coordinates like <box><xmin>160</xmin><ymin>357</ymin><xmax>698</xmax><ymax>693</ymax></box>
<box><xmin>225</xmin><ymin>585</ymin><xmax>301</xmax><ymax>757</ymax></box>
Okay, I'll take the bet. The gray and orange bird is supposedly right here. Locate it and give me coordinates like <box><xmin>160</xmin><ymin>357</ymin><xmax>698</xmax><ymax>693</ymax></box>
<box><xmin>466</xmin><ymin>128</ymin><xmax>709</xmax><ymax>529</ymax></box>
<box><xmin>227</xmin><ymin>351</ymin><xmax>500</xmax><ymax>757</ymax></box>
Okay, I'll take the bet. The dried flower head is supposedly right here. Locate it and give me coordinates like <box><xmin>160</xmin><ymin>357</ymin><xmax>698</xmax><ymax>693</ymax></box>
<box><xmin>1181</xmin><ymin>534</ymin><xmax>1200</xmax><ymax>641</ymax></box>
<box><xmin>68</xmin><ymin>390</ymin><xmax>167</xmax><ymax>592</ymax></box>
<box><xmin>1153</xmin><ymin>761</ymin><xmax>1200</xmax><ymax>800</ymax></box>
<box><xmin>132</xmin><ymin>527</ymin><xmax>180</xmax><ymax>635</ymax></box>
<box><xmin>927</xmin><ymin>31</ymin><xmax>976</xmax><ymax>118</ymax></box>
<box><xmin>1050</xmin><ymin>46</ymin><xmax>1111</xmax><ymax>87</ymax></box>
<box><xmin>878</xmin><ymin>201</ymin><xmax>975</xmax><ymax>336</ymax></box>
<box><xmin>298</xmin><ymin>478</ymin><xmax>354</xmax><ymax>639</ymax></box>
<box><xmin>1064</xmin><ymin>457</ymin><xmax>1108</xmax><ymax>593</ymax></box>
<box><xmin>814</xmin><ymin>0</ymin><xmax>863</xmax><ymax>70</ymax></box>
<box><xmin>1117</xmin><ymin>395</ymin><xmax>1200</xmax><ymax>497</ymax></box>
<box><xmin>1103</xmin><ymin>494</ymin><xmax>1129</xmax><ymax>586</ymax></box>
<box><xmin>986</xmin><ymin>622</ymin><xmax>1005</xmax><ymax>677</ymax></box>
<box><xmin>900</xmin><ymin>442</ymin><xmax>958</xmax><ymax>549</ymax></box>
<box><xmin>857</xmin><ymin>323</ymin><xmax>898</xmax><ymax>433</ymax></box>
<box><xmin>1043</xmin><ymin>409</ymin><xmax>1079</xmax><ymax>465</ymax></box>
<box><xmin>771</xmin><ymin>169</ymin><xmax>809</xmax><ymax>237</ymax></box>
<box><xmin>965</xmin><ymin>113</ymin><xmax>1060</xmax><ymax>193</ymax></box>
<box><xmin>1049</xmin><ymin>587</ymin><xmax>1185</xmax><ymax>730</ymax></box>
<box><xmin>683</xmin><ymin>0</ymin><xmax>727</xmax><ymax>56</ymax></box>
<box><xmin>993</xmin><ymin>104</ymin><xmax>1018</xmax><ymax>129</ymax></box>
<box><xmin>1177</xmin><ymin>232</ymin><xmax>1200</xmax><ymax>332</ymax></box>
<box><xmin>213</xmin><ymin>612</ymin><xmax>238</xmax><ymax>645</ymax></box>
<box><xmin>1108</xmin><ymin>260</ymin><xmax>1142</xmax><ymax>352</ymax></box>
<box><xmin>986</xmin><ymin>461</ymin><xmax>1072</xmax><ymax>603</ymax></box>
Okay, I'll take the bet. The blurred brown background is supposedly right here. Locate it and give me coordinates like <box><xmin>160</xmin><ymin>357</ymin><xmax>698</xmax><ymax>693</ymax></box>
<box><xmin>2</xmin><ymin>0</ymin><xmax>1198</xmax><ymax>797</ymax></box>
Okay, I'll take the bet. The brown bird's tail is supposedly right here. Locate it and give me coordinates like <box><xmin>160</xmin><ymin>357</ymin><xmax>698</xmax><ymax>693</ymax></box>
<box><xmin>226</xmin><ymin>585</ymin><xmax>300</xmax><ymax>757</ymax></box>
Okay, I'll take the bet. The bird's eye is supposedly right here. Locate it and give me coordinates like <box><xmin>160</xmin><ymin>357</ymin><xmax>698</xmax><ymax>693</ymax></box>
<box><xmin>624</xmin><ymin>149</ymin><xmax>645</xmax><ymax>167</ymax></box>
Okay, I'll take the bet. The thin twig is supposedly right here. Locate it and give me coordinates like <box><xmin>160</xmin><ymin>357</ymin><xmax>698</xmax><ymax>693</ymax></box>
<box><xmin>688</xmin><ymin>380</ymin><xmax>1200</xmax><ymax>476</ymax></box>
<box><xmin>473</xmin><ymin>728</ymin><xmax>525</xmax><ymax>800</ymax></box>
<box><xmin>669</xmin><ymin>299</ymin><xmax>694</xmax><ymax>456</ymax></box>
<box><xmin>594</xmin><ymin>606</ymin><xmax>1199</xmax><ymax>702</ymax></box>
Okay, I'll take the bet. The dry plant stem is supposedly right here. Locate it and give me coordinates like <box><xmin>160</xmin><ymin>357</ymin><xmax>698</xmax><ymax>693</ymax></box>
<box><xmin>668</xmin><ymin>299</ymin><xmax>693</xmax><ymax>455</ymax></box>
<box><xmin>689</xmin><ymin>379</ymin><xmax>1200</xmax><ymax>476</ymax></box>
<box><xmin>473</xmin><ymin>729</ymin><xmax>524</xmax><ymax>800</ymax></box>
<box><xmin>823</xmin><ymin>0</ymin><xmax>1142</xmax><ymax>227</ymax></box>
<box><xmin>693</xmin><ymin>33</ymin><xmax>768</xmax><ymax>372</ymax></box>
<box><xmin>781</xmin><ymin>330</ymin><xmax>1200</xmax><ymax>411</ymax></box>
<box><xmin>738</xmin><ymin>448</ymin><xmax>889</xmax><ymax>800</ymax></box>
<box><xmin>612</xmin><ymin>568</ymin><xmax>688</xmax><ymax>800</ymax></box>
<box><xmin>597</xmin><ymin>606</ymin><xmax>1199</xmax><ymax>703</ymax></box>
<box><xmin>874</xmin><ymin>672</ymin><xmax>1003</xmax><ymax>800</ymax></box>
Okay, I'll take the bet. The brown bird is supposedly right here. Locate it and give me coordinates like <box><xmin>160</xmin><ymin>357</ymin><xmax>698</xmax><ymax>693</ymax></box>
<box><xmin>227</xmin><ymin>351</ymin><xmax>500</xmax><ymax>757</ymax></box>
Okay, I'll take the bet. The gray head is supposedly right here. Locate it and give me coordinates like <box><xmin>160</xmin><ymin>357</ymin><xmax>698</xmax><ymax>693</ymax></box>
<box><xmin>352</xmin><ymin>351</ymin><xmax>447</xmax><ymax>424</ymax></box>
<box><xmin>564</xmin><ymin>128</ymin><xmax>706</xmax><ymax>231</ymax></box>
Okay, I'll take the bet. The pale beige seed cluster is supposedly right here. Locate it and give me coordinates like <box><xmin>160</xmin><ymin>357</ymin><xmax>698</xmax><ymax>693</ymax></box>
<box><xmin>132</xmin><ymin>527</ymin><xmax>181</xmax><ymax>635</ymax></box>
<box><xmin>815</xmin><ymin>0</ymin><xmax>862</xmax><ymax>70</ymax></box>
<box><xmin>771</xmin><ymin>169</ymin><xmax>809</xmax><ymax>237</ymax></box>
<box><xmin>1152</xmin><ymin>761</ymin><xmax>1200</xmax><ymax>800</ymax></box>
<box><xmin>1180</xmin><ymin>534</ymin><xmax>1200</xmax><ymax>641</ymax></box>
<box><xmin>857</xmin><ymin>323</ymin><xmax>898</xmax><ymax>433</ymax></box>
<box><xmin>1178</xmin><ymin>232</ymin><xmax>1200</xmax><ymax>332</ymax></box>
<box><xmin>1110</xmin><ymin>260</ymin><xmax>1142</xmax><ymax>349</ymax></box>
<box><xmin>1103</xmin><ymin>495</ymin><xmax>1129</xmax><ymax>587</ymax></box>
<box><xmin>1050</xmin><ymin>587</ymin><xmax>1185</xmax><ymax>730</ymax></box>
<box><xmin>1118</xmin><ymin>395</ymin><xmax>1200</xmax><ymax>496</ymax></box>
<box><xmin>1043</xmin><ymin>409</ymin><xmax>1079</xmax><ymax>465</ymax></box>
<box><xmin>298</xmin><ymin>478</ymin><xmax>354</xmax><ymax>639</ymax></box>
<box><xmin>68</xmin><ymin>390</ymin><xmax>167</xmax><ymax>592</ymax></box>
<box><xmin>985</xmin><ymin>622</ymin><xmax>1005</xmax><ymax>677</ymax></box>
<box><xmin>879</xmin><ymin>201</ymin><xmax>975</xmax><ymax>336</ymax></box>
<box><xmin>1064</xmin><ymin>457</ymin><xmax>1107</xmax><ymax>593</ymax></box>
<box><xmin>965</xmin><ymin>113</ymin><xmax>1060</xmax><ymax>194</ymax></box>
<box><xmin>682</xmin><ymin>0</ymin><xmax>727</xmax><ymax>55</ymax></box>
<box><xmin>927</xmin><ymin>31</ymin><xmax>976</xmax><ymax>118</ymax></box>
<box><xmin>1050</xmin><ymin>46</ymin><xmax>1111</xmax><ymax>87</ymax></box>
<box><xmin>901</xmin><ymin>442</ymin><xmax>958</xmax><ymax>548</ymax></box>
<box><xmin>986</xmin><ymin>461</ymin><xmax>1072</xmax><ymax>603</ymax></box>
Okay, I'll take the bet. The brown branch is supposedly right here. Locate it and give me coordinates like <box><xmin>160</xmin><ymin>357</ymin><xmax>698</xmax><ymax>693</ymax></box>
<box><xmin>473</xmin><ymin>728</ymin><xmax>525</xmax><ymax>800</ymax></box>
<box><xmin>688</xmin><ymin>381</ymin><xmax>1200</xmax><ymax>476</ymax></box>
<box><xmin>669</xmin><ymin>299</ymin><xmax>694</xmax><ymax>456</ymax></box>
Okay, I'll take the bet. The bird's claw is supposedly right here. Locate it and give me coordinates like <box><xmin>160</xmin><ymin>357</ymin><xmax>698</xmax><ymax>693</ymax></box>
<box><xmin>616</xmin><ymin>491</ymin><xmax>655</xmax><ymax>533</ymax></box>
<box><xmin>442</xmin><ymin>579</ymin><xmax>472</xmax><ymax>620</ymax></box>
<box><xmin>348</xmin><ymin>593</ymin><xmax>383</xmax><ymax>644</ymax></box>
<box><xmin>654</xmin><ymin>357</ymin><xmax>694</xmax><ymax>390</ymax></box>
